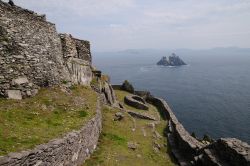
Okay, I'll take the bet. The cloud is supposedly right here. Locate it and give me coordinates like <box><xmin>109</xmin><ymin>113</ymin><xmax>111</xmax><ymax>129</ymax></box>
<box><xmin>14</xmin><ymin>0</ymin><xmax>136</xmax><ymax>17</ymax></box>
<box><xmin>4</xmin><ymin>0</ymin><xmax>250</xmax><ymax>51</ymax></box>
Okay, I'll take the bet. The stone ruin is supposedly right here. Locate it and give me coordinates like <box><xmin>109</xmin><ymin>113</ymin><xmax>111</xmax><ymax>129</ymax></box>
<box><xmin>0</xmin><ymin>1</ymin><xmax>92</xmax><ymax>99</ymax></box>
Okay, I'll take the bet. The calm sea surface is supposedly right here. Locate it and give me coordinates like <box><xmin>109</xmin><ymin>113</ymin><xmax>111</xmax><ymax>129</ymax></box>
<box><xmin>93</xmin><ymin>50</ymin><xmax>250</xmax><ymax>143</ymax></box>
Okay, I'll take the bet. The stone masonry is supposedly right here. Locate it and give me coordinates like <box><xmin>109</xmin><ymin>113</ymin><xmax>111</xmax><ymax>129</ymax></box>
<box><xmin>0</xmin><ymin>1</ymin><xmax>92</xmax><ymax>99</ymax></box>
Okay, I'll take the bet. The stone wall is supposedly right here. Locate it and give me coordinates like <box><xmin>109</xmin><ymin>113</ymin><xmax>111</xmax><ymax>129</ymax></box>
<box><xmin>0</xmin><ymin>100</ymin><xmax>102</xmax><ymax>166</ymax></box>
<box><xmin>145</xmin><ymin>94</ymin><xmax>250</xmax><ymax>166</ymax></box>
<box><xmin>0</xmin><ymin>1</ymin><xmax>93</xmax><ymax>99</ymax></box>
<box><xmin>199</xmin><ymin>138</ymin><xmax>250</xmax><ymax>166</ymax></box>
<box><xmin>0</xmin><ymin>1</ymin><xmax>70</xmax><ymax>98</ymax></box>
<box><xmin>60</xmin><ymin>34</ymin><xmax>93</xmax><ymax>85</ymax></box>
<box><xmin>147</xmin><ymin>97</ymin><xmax>205</xmax><ymax>164</ymax></box>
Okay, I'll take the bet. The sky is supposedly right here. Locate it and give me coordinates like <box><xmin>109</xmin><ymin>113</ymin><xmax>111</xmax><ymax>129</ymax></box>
<box><xmin>5</xmin><ymin>0</ymin><xmax>250</xmax><ymax>51</ymax></box>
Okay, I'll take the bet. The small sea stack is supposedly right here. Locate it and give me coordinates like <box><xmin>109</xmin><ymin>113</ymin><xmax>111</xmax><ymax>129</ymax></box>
<box><xmin>157</xmin><ymin>53</ymin><xmax>186</xmax><ymax>66</ymax></box>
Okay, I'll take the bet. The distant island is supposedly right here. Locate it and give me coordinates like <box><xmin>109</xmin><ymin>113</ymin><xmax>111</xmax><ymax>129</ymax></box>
<box><xmin>157</xmin><ymin>53</ymin><xmax>186</xmax><ymax>66</ymax></box>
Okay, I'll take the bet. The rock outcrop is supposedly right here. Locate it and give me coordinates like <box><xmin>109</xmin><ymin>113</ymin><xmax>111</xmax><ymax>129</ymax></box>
<box><xmin>102</xmin><ymin>82</ymin><xmax>116</xmax><ymax>106</ymax></box>
<box><xmin>197</xmin><ymin>138</ymin><xmax>250</xmax><ymax>166</ymax></box>
<box><xmin>157</xmin><ymin>53</ymin><xmax>186</xmax><ymax>66</ymax></box>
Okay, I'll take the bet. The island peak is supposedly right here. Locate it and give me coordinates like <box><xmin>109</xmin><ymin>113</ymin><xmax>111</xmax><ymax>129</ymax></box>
<box><xmin>157</xmin><ymin>53</ymin><xmax>186</xmax><ymax>66</ymax></box>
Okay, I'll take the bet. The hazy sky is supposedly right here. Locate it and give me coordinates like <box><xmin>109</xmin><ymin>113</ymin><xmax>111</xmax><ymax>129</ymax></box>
<box><xmin>6</xmin><ymin>0</ymin><xmax>250</xmax><ymax>51</ymax></box>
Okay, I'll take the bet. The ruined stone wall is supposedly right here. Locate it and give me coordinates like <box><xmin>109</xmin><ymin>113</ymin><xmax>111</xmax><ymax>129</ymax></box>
<box><xmin>0</xmin><ymin>1</ymin><xmax>93</xmax><ymax>99</ymax></box>
<box><xmin>0</xmin><ymin>1</ymin><xmax>70</xmax><ymax>98</ymax></box>
<box><xmin>0</xmin><ymin>100</ymin><xmax>102</xmax><ymax>166</ymax></box>
<box><xmin>147</xmin><ymin>96</ymin><xmax>250</xmax><ymax>166</ymax></box>
<box><xmin>200</xmin><ymin>138</ymin><xmax>250</xmax><ymax>166</ymax></box>
<box><xmin>147</xmin><ymin>97</ymin><xmax>204</xmax><ymax>159</ymax></box>
<box><xmin>59</xmin><ymin>34</ymin><xmax>92</xmax><ymax>85</ymax></box>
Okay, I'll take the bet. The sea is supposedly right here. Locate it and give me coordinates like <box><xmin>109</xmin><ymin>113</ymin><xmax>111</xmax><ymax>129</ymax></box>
<box><xmin>93</xmin><ymin>48</ymin><xmax>250</xmax><ymax>143</ymax></box>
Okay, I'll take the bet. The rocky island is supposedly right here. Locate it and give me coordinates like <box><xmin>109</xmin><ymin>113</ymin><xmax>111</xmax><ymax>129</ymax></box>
<box><xmin>157</xmin><ymin>53</ymin><xmax>186</xmax><ymax>66</ymax></box>
<box><xmin>0</xmin><ymin>1</ymin><xmax>249</xmax><ymax>166</ymax></box>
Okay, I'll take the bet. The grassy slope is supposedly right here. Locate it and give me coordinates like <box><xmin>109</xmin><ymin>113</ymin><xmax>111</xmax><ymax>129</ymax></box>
<box><xmin>0</xmin><ymin>86</ymin><xmax>97</xmax><ymax>156</ymax></box>
<box><xmin>84</xmin><ymin>90</ymin><xmax>175</xmax><ymax>166</ymax></box>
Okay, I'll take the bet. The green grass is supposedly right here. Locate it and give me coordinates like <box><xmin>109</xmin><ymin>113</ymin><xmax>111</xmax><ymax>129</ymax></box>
<box><xmin>0</xmin><ymin>86</ymin><xmax>97</xmax><ymax>156</ymax></box>
<box><xmin>84</xmin><ymin>90</ymin><xmax>175</xmax><ymax>166</ymax></box>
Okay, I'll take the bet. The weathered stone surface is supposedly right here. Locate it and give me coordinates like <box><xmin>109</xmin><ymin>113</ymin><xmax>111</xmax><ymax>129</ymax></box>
<box><xmin>147</xmin><ymin>96</ymin><xmax>205</xmax><ymax>165</ymax></box>
<box><xmin>102</xmin><ymin>82</ymin><xmax>116</xmax><ymax>106</ymax></box>
<box><xmin>0</xmin><ymin>1</ymin><xmax>71</xmax><ymax>98</ymax></box>
<box><xmin>0</xmin><ymin>2</ymin><xmax>93</xmax><ymax>99</ymax></box>
<box><xmin>114</xmin><ymin>112</ymin><xmax>124</xmax><ymax>121</ymax></box>
<box><xmin>12</xmin><ymin>77</ymin><xmax>29</xmax><ymax>85</ymax></box>
<box><xmin>124</xmin><ymin>95</ymin><xmax>149</xmax><ymax>110</ymax></box>
<box><xmin>0</xmin><ymin>99</ymin><xmax>102</xmax><ymax>166</ymax></box>
<box><xmin>128</xmin><ymin>142</ymin><xmax>138</xmax><ymax>150</ymax></box>
<box><xmin>66</xmin><ymin>58</ymin><xmax>92</xmax><ymax>85</ymax></box>
<box><xmin>198</xmin><ymin>138</ymin><xmax>250</xmax><ymax>166</ymax></box>
<box><xmin>127</xmin><ymin>111</ymin><xmax>156</xmax><ymax>121</ymax></box>
<box><xmin>7</xmin><ymin>90</ymin><xmax>22</xmax><ymax>100</ymax></box>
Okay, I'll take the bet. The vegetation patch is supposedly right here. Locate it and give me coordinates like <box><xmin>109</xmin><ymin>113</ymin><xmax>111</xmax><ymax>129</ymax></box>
<box><xmin>102</xmin><ymin>132</ymin><xmax>127</xmax><ymax>146</ymax></box>
<box><xmin>0</xmin><ymin>86</ymin><xmax>97</xmax><ymax>156</ymax></box>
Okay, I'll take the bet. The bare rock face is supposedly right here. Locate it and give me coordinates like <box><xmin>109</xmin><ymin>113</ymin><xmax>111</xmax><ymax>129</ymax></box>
<box><xmin>198</xmin><ymin>138</ymin><xmax>250</xmax><ymax>166</ymax></box>
<box><xmin>157</xmin><ymin>53</ymin><xmax>186</xmax><ymax>66</ymax></box>
<box><xmin>6</xmin><ymin>90</ymin><xmax>22</xmax><ymax>100</ymax></box>
<box><xmin>102</xmin><ymin>82</ymin><xmax>117</xmax><ymax>106</ymax></box>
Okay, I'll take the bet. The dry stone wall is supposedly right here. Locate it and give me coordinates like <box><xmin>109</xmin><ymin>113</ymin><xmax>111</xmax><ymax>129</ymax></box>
<box><xmin>0</xmin><ymin>100</ymin><xmax>102</xmax><ymax>166</ymax></box>
<box><xmin>118</xmin><ymin>86</ymin><xmax>250</xmax><ymax>166</ymax></box>
<box><xmin>60</xmin><ymin>34</ymin><xmax>92</xmax><ymax>85</ymax></box>
<box><xmin>0</xmin><ymin>1</ymin><xmax>70</xmax><ymax>98</ymax></box>
<box><xmin>0</xmin><ymin>1</ymin><xmax>93</xmax><ymax>99</ymax></box>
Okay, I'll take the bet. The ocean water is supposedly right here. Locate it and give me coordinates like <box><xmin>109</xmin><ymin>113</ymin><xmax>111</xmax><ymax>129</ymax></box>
<box><xmin>93</xmin><ymin>49</ymin><xmax>250</xmax><ymax>143</ymax></box>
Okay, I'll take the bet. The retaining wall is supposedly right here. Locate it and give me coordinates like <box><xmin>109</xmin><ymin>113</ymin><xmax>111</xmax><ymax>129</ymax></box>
<box><xmin>147</xmin><ymin>97</ymin><xmax>204</xmax><ymax>159</ymax></box>
<box><xmin>0</xmin><ymin>100</ymin><xmax>102</xmax><ymax>166</ymax></box>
